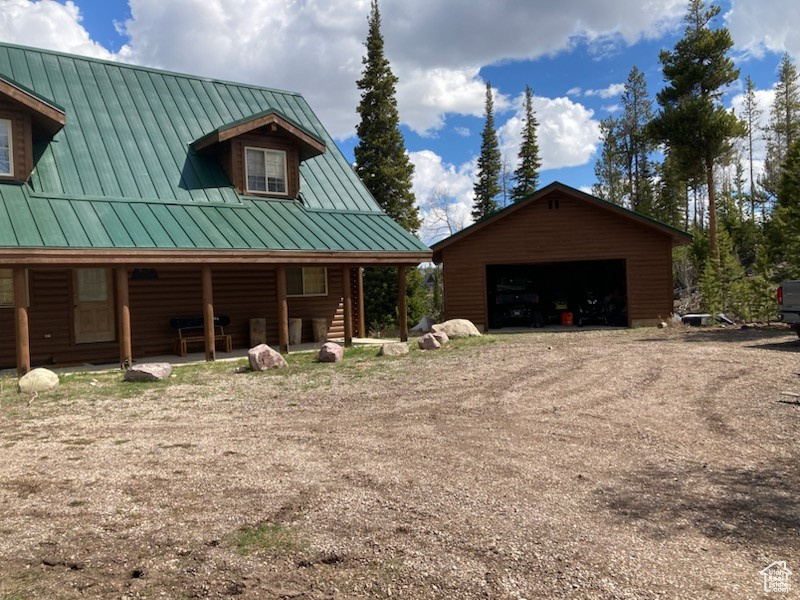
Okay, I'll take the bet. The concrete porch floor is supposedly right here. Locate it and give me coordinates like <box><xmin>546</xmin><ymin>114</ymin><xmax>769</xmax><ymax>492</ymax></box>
<box><xmin>2</xmin><ymin>337</ymin><xmax>399</xmax><ymax>376</ymax></box>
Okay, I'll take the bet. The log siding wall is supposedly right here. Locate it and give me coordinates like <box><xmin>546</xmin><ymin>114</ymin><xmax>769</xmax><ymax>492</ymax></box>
<box><xmin>0</xmin><ymin>266</ymin><xmax>358</xmax><ymax>369</ymax></box>
<box><xmin>439</xmin><ymin>192</ymin><xmax>675</xmax><ymax>329</ymax></box>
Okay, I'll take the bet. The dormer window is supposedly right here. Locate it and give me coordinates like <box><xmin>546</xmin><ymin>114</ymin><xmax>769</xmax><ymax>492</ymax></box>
<box><xmin>0</xmin><ymin>119</ymin><xmax>11</xmax><ymax>176</ymax></box>
<box><xmin>245</xmin><ymin>147</ymin><xmax>287</xmax><ymax>195</ymax></box>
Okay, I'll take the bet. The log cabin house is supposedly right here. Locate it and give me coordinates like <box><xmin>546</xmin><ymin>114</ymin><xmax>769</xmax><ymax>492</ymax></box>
<box><xmin>0</xmin><ymin>43</ymin><xmax>430</xmax><ymax>375</ymax></box>
<box><xmin>431</xmin><ymin>183</ymin><xmax>691</xmax><ymax>331</ymax></box>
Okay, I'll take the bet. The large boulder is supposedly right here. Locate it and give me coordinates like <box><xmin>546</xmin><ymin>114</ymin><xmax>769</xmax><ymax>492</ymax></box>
<box><xmin>318</xmin><ymin>342</ymin><xmax>344</xmax><ymax>363</ymax></box>
<box><xmin>417</xmin><ymin>333</ymin><xmax>441</xmax><ymax>350</ymax></box>
<box><xmin>431</xmin><ymin>319</ymin><xmax>482</xmax><ymax>338</ymax></box>
<box><xmin>431</xmin><ymin>331</ymin><xmax>449</xmax><ymax>345</ymax></box>
<box><xmin>18</xmin><ymin>368</ymin><xmax>59</xmax><ymax>393</ymax></box>
<box><xmin>124</xmin><ymin>363</ymin><xmax>172</xmax><ymax>382</ymax></box>
<box><xmin>378</xmin><ymin>342</ymin><xmax>409</xmax><ymax>357</ymax></box>
<box><xmin>248</xmin><ymin>344</ymin><xmax>288</xmax><ymax>371</ymax></box>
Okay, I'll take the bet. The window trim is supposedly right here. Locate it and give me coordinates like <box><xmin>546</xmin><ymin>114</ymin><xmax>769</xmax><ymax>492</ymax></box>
<box><xmin>0</xmin><ymin>118</ymin><xmax>13</xmax><ymax>177</ymax></box>
<box><xmin>244</xmin><ymin>145</ymin><xmax>288</xmax><ymax>196</ymax></box>
<box><xmin>0</xmin><ymin>268</ymin><xmax>29</xmax><ymax>308</ymax></box>
<box><xmin>286</xmin><ymin>266</ymin><xmax>328</xmax><ymax>298</ymax></box>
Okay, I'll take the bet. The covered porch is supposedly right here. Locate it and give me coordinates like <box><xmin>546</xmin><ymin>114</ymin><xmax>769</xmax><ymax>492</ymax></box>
<box><xmin>5</xmin><ymin>251</ymin><xmax>421</xmax><ymax>377</ymax></box>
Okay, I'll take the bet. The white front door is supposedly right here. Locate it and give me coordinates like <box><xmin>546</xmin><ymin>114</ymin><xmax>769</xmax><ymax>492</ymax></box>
<box><xmin>73</xmin><ymin>268</ymin><xmax>116</xmax><ymax>343</ymax></box>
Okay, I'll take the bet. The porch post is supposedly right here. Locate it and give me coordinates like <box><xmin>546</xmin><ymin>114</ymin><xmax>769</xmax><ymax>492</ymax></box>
<box><xmin>356</xmin><ymin>267</ymin><xmax>365</xmax><ymax>338</ymax></box>
<box><xmin>115</xmin><ymin>267</ymin><xmax>132</xmax><ymax>369</ymax></box>
<box><xmin>398</xmin><ymin>266</ymin><xmax>408</xmax><ymax>342</ymax></box>
<box><xmin>13</xmin><ymin>267</ymin><xmax>30</xmax><ymax>377</ymax></box>
<box><xmin>276</xmin><ymin>266</ymin><xmax>289</xmax><ymax>354</ymax></box>
<box><xmin>342</xmin><ymin>266</ymin><xmax>353</xmax><ymax>347</ymax></box>
<box><xmin>202</xmin><ymin>265</ymin><xmax>215</xmax><ymax>361</ymax></box>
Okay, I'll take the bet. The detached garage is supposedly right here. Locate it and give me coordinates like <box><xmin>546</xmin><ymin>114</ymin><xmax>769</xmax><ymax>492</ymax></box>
<box><xmin>431</xmin><ymin>183</ymin><xmax>692</xmax><ymax>331</ymax></box>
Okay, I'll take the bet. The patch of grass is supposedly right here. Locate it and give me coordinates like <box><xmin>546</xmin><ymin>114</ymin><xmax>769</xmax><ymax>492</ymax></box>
<box><xmin>113</xmin><ymin>439</ymin><xmax>130</xmax><ymax>445</ymax></box>
<box><xmin>67</xmin><ymin>500</ymin><xmax>87</xmax><ymax>507</ymax></box>
<box><xmin>235</xmin><ymin>523</ymin><xmax>307</xmax><ymax>556</ymax></box>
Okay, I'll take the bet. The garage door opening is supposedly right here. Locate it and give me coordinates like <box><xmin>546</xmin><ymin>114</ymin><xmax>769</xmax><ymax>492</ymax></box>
<box><xmin>487</xmin><ymin>259</ymin><xmax>627</xmax><ymax>329</ymax></box>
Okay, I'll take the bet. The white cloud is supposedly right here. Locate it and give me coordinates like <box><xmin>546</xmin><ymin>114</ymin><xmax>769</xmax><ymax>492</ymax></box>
<box><xmin>726</xmin><ymin>0</ymin><xmax>800</xmax><ymax>61</ymax></box>
<box><xmin>498</xmin><ymin>93</ymin><xmax>601</xmax><ymax>171</ymax></box>
<box><xmin>0</xmin><ymin>0</ymin><xmax>115</xmax><ymax>59</ymax></box>
<box><xmin>603</xmin><ymin>104</ymin><xmax>622</xmax><ymax>113</ymax></box>
<box><xmin>566</xmin><ymin>86</ymin><xmax>583</xmax><ymax>97</ymax></box>
<box><xmin>0</xmin><ymin>0</ymin><xmax>689</xmax><ymax>140</ymax></box>
<box><xmin>584</xmin><ymin>83</ymin><xmax>625</xmax><ymax>98</ymax></box>
<box><xmin>454</xmin><ymin>126</ymin><xmax>471</xmax><ymax>137</ymax></box>
<box><xmin>410</xmin><ymin>149</ymin><xmax>476</xmax><ymax>243</ymax></box>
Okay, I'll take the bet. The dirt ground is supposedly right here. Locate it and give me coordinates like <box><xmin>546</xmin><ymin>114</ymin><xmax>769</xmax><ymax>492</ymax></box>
<box><xmin>0</xmin><ymin>326</ymin><xmax>798</xmax><ymax>599</ymax></box>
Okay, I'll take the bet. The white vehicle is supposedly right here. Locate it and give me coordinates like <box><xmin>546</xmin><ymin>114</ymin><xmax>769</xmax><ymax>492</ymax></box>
<box><xmin>778</xmin><ymin>280</ymin><xmax>800</xmax><ymax>337</ymax></box>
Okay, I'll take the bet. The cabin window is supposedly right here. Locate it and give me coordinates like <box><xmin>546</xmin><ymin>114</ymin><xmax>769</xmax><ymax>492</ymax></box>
<box><xmin>286</xmin><ymin>267</ymin><xmax>327</xmax><ymax>297</ymax></box>
<box><xmin>0</xmin><ymin>269</ymin><xmax>28</xmax><ymax>307</ymax></box>
<box><xmin>0</xmin><ymin>119</ymin><xmax>12</xmax><ymax>176</ymax></box>
<box><xmin>245</xmin><ymin>146</ymin><xmax>287</xmax><ymax>195</ymax></box>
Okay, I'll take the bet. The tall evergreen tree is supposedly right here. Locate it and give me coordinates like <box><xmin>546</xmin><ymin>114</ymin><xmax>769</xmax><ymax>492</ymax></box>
<box><xmin>354</xmin><ymin>0</ymin><xmax>419</xmax><ymax>233</ymax></box>
<box><xmin>472</xmin><ymin>82</ymin><xmax>502</xmax><ymax>220</ymax></box>
<box><xmin>741</xmin><ymin>75</ymin><xmax>762</xmax><ymax>219</ymax></box>
<box><xmin>354</xmin><ymin>0</ymin><xmax>423</xmax><ymax>331</ymax></box>
<box><xmin>654</xmin><ymin>153</ymin><xmax>688</xmax><ymax>229</ymax></box>
<box><xmin>772</xmin><ymin>138</ymin><xmax>800</xmax><ymax>279</ymax></box>
<box><xmin>618</xmin><ymin>66</ymin><xmax>656</xmax><ymax>214</ymax></box>
<box><xmin>592</xmin><ymin>116</ymin><xmax>626</xmax><ymax>205</ymax></box>
<box><xmin>647</xmin><ymin>0</ymin><xmax>742</xmax><ymax>260</ymax></box>
<box><xmin>761</xmin><ymin>53</ymin><xmax>800</xmax><ymax>200</ymax></box>
<box><xmin>510</xmin><ymin>85</ymin><xmax>541</xmax><ymax>203</ymax></box>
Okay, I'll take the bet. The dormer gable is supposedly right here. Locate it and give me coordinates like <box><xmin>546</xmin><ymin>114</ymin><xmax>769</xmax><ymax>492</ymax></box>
<box><xmin>0</xmin><ymin>75</ymin><xmax>65</xmax><ymax>182</ymax></box>
<box><xmin>192</xmin><ymin>109</ymin><xmax>326</xmax><ymax>199</ymax></box>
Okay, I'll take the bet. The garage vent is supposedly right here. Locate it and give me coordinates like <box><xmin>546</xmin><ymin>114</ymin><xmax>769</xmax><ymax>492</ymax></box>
<box><xmin>547</xmin><ymin>198</ymin><xmax>560</xmax><ymax>209</ymax></box>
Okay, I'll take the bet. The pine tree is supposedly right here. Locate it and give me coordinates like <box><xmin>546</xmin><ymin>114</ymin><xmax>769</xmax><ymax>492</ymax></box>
<box><xmin>354</xmin><ymin>0</ymin><xmax>419</xmax><ymax>233</ymax></box>
<box><xmin>762</xmin><ymin>53</ymin><xmax>800</xmax><ymax>201</ymax></box>
<box><xmin>510</xmin><ymin>85</ymin><xmax>541</xmax><ymax>203</ymax></box>
<box><xmin>619</xmin><ymin>66</ymin><xmax>656</xmax><ymax>214</ymax></box>
<box><xmin>654</xmin><ymin>153</ymin><xmax>688</xmax><ymax>229</ymax></box>
<box><xmin>592</xmin><ymin>116</ymin><xmax>625</xmax><ymax>205</ymax></box>
<box><xmin>772</xmin><ymin>138</ymin><xmax>800</xmax><ymax>279</ymax></box>
<box><xmin>741</xmin><ymin>75</ymin><xmax>763</xmax><ymax>219</ymax></box>
<box><xmin>354</xmin><ymin>0</ymin><xmax>422</xmax><ymax>331</ymax></box>
<box><xmin>472</xmin><ymin>82</ymin><xmax>502</xmax><ymax>220</ymax></box>
<box><xmin>647</xmin><ymin>0</ymin><xmax>743</xmax><ymax>260</ymax></box>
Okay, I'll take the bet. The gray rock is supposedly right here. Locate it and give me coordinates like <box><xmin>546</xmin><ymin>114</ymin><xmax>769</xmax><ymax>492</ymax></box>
<box><xmin>431</xmin><ymin>331</ymin><xmax>449</xmax><ymax>344</ymax></box>
<box><xmin>18</xmin><ymin>368</ymin><xmax>59</xmax><ymax>393</ymax></box>
<box><xmin>318</xmin><ymin>342</ymin><xmax>344</xmax><ymax>363</ymax></box>
<box><xmin>378</xmin><ymin>342</ymin><xmax>409</xmax><ymax>356</ymax></box>
<box><xmin>124</xmin><ymin>363</ymin><xmax>172</xmax><ymax>382</ymax></box>
<box><xmin>417</xmin><ymin>333</ymin><xmax>441</xmax><ymax>350</ymax></box>
<box><xmin>658</xmin><ymin>321</ymin><xmax>668</xmax><ymax>329</ymax></box>
<box><xmin>248</xmin><ymin>344</ymin><xmax>288</xmax><ymax>371</ymax></box>
<box><xmin>431</xmin><ymin>319</ymin><xmax>482</xmax><ymax>338</ymax></box>
<box><xmin>410</xmin><ymin>316</ymin><xmax>436</xmax><ymax>334</ymax></box>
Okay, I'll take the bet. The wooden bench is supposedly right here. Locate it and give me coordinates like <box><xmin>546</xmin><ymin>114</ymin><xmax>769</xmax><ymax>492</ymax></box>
<box><xmin>173</xmin><ymin>323</ymin><xmax>232</xmax><ymax>357</ymax></box>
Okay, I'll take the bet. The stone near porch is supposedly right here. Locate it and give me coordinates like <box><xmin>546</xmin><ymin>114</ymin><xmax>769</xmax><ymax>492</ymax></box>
<box><xmin>18</xmin><ymin>368</ymin><xmax>59</xmax><ymax>393</ymax></box>
<box><xmin>248</xmin><ymin>344</ymin><xmax>288</xmax><ymax>371</ymax></box>
<box><xmin>431</xmin><ymin>319</ymin><xmax>482</xmax><ymax>338</ymax></box>
<box><xmin>417</xmin><ymin>332</ymin><xmax>441</xmax><ymax>350</ymax></box>
<box><xmin>431</xmin><ymin>331</ymin><xmax>449</xmax><ymax>345</ymax></box>
<box><xmin>318</xmin><ymin>342</ymin><xmax>344</xmax><ymax>363</ymax></box>
<box><xmin>124</xmin><ymin>363</ymin><xmax>172</xmax><ymax>382</ymax></box>
<box><xmin>378</xmin><ymin>342</ymin><xmax>409</xmax><ymax>357</ymax></box>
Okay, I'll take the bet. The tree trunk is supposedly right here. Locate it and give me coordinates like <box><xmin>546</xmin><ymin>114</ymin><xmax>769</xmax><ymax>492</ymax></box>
<box><xmin>706</xmin><ymin>159</ymin><xmax>718</xmax><ymax>259</ymax></box>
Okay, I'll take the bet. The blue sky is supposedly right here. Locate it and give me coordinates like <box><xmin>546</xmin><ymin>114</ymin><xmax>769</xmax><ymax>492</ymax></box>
<box><xmin>0</xmin><ymin>0</ymin><xmax>795</xmax><ymax>242</ymax></box>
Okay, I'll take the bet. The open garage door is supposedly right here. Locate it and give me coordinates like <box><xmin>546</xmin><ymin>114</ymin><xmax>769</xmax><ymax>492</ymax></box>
<box><xmin>487</xmin><ymin>259</ymin><xmax>627</xmax><ymax>329</ymax></box>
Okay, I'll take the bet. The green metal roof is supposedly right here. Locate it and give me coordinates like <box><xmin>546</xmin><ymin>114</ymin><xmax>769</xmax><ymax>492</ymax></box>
<box><xmin>0</xmin><ymin>42</ymin><xmax>429</xmax><ymax>254</ymax></box>
<box><xmin>191</xmin><ymin>108</ymin><xmax>325</xmax><ymax>151</ymax></box>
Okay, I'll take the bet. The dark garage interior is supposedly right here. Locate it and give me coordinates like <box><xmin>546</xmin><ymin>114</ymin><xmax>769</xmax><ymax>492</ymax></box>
<box><xmin>487</xmin><ymin>259</ymin><xmax>628</xmax><ymax>328</ymax></box>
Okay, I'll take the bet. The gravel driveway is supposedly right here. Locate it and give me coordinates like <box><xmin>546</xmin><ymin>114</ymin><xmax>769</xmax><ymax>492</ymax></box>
<box><xmin>0</xmin><ymin>326</ymin><xmax>798</xmax><ymax>599</ymax></box>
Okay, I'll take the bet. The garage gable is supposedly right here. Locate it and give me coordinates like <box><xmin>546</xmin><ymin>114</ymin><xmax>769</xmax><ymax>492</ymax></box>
<box><xmin>431</xmin><ymin>182</ymin><xmax>691</xmax><ymax>262</ymax></box>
